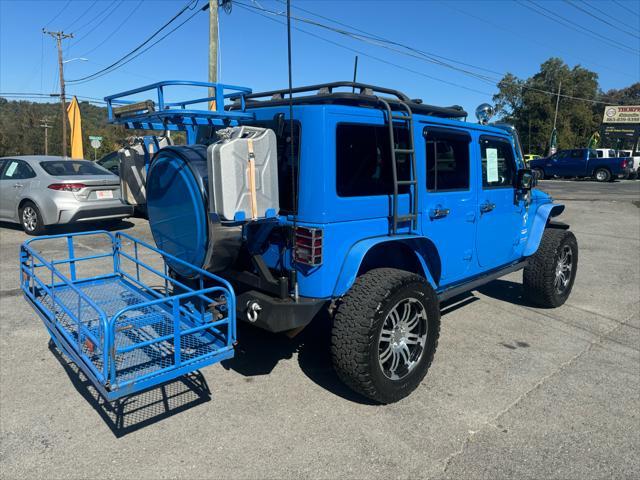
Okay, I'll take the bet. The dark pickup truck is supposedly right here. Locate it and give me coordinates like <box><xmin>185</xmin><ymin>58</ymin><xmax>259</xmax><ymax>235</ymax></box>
<box><xmin>530</xmin><ymin>148</ymin><xmax>632</xmax><ymax>182</ymax></box>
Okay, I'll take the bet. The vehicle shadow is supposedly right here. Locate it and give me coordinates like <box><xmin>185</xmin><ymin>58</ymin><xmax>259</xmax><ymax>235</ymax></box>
<box><xmin>222</xmin><ymin>292</ymin><xmax>482</xmax><ymax>405</ymax></box>
<box><xmin>0</xmin><ymin>219</ymin><xmax>135</xmax><ymax>235</ymax></box>
<box><xmin>476</xmin><ymin>278</ymin><xmax>530</xmax><ymax>306</ymax></box>
<box><xmin>49</xmin><ymin>341</ymin><xmax>211</xmax><ymax>438</ymax></box>
<box><xmin>221</xmin><ymin>309</ymin><xmax>378</xmax><ymax>405</ymax></box>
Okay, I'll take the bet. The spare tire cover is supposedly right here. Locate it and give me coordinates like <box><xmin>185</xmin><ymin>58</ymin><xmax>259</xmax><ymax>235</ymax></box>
<box><xmin>146</xmin><ymin>145</ymin><xmax>240</xmax><ymax>278</ymax></box>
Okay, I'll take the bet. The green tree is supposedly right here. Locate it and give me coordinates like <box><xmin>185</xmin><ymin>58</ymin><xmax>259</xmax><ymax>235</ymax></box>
<box><xmin>493</xmin><ymin>58</ymin><xmax>603</xmax><ymax>155</ymax></box>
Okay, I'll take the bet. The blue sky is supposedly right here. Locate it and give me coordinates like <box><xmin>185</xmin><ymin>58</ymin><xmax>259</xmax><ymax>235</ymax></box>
<box><xmin>1</xmin><ymin>0</ymin><xmax>639</xmax><ymax>115</ymax></box>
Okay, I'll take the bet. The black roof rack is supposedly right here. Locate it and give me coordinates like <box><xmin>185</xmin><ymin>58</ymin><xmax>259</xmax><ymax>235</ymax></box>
<box><xmin>229</xmin><ymin>81</ymin><xmax>467</xmax><ymax>119</ymax></box>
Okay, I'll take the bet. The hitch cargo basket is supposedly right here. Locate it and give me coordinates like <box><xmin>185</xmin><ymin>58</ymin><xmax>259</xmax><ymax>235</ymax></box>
<box><xmin>20</xmin><ymin>231</ymin><xmax>236</xmax><ymax>401</ymax></box>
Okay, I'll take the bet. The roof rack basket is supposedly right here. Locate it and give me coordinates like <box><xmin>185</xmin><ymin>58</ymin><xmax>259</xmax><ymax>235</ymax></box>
<box><xmin>231</xmin><ymin>81</ymin><xmax>467</xmax><ymax>120</ymax></box>
<box><xmin>104</xmin><ymin>80</ymin><xmax>256</xmax><ymax>143</ymax></box>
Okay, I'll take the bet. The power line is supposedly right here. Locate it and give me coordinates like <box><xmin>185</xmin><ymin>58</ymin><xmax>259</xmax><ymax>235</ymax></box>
<box><xmin>78</xmin><ymin>0</ymin><xmax>145</xmax><ymax>57</ymax></box>
<box><xmin>235</xmin><ymin>3</ymin><xmax>495</xmax><ymax>97</ymax></box>
<box><xmin>277</xmin><ymin>0</ymin><xmax>503</xmax><ymax>77</ymax></box>
<box><xmin>67</xmin><ymin>1</ymin><xmax>205</xmax><ymax>85</ymax></box>
<box><xmin>0</xmin><ymin>92</ymin><xmax>107</xmax><ymax>105</ymax></box>
<box><xmin>44</xmin><ymin>0</ymin><xmax>72</xmax><ymax>28</ymax></box>
<box><xmin>612</xmin><ymin>0</ymin><xmax>640</xmax><ymax>18</ymax></box>
<box><xmin>584</xmin><ymin>0</ymin><xmax>639</xmax><ymax>32</ymax></box>
<box><xmin>62</xmin><ymin>0</ymin><xmax>99</xmax><ymax>31</ymax></box>
<box><xmin>237</xmin><ymin>2</ymin><xmax>610</xmax><ymax>105</ymax></box>
<box><xmin>71</xmin><ymin>0</ymin><xmax>119</xmax><ymax>36</ymax></box>
<box><xmin>440</xmin><ymin>1</ymin><xmax>637</xmax><ymax>81</ymax></box>
<box><xmin>69</xmin><ymin>0</ymin><xmax>125</xmax><ymax>48</ymax></box>
<box><xmin>517</xmin><ymin>0</ymin><xmax>639</xmax><ymax>55</ymax></box>
<box><xmin>243</xmin><ymin>1</ymin><xmax>499</xmax><ymax>84</ymax></box>
<box><xmin>563</xmin><ymin>0</ymin><xmax>640</xmax><ymax>40</ymax></box>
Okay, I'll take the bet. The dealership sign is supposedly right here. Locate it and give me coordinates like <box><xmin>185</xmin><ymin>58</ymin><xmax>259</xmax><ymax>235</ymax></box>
<box><xmin>602</xmin><ymin>105</ymin><xmax>640</xmax><ymax>124</ymax></box>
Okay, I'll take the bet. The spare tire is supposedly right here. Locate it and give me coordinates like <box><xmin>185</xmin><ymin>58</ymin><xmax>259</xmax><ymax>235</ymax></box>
<box><xmin>146</xmin><ymin>145</ymin><xmax>241</xmax><ymax>278</ymax></box>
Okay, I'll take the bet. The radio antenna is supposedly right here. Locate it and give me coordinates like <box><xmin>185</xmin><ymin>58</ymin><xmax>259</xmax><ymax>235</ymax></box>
<box><xmin>286</xmin><ymin>0</ymin><xmax>299</xmax><ymax>301</ymax></box>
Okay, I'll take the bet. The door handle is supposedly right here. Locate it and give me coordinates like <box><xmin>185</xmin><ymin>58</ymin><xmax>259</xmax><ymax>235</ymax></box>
<box><xmin>480</xmin><ymin>202</ymin><xmax>496</xmax><ymax>214</ymax></box>
<box><xmin>429</xmin><ymin>207</ymin><xmax>450</xmax><ymax>219</ymax></box>
<box><xmin>13</xmin><ymin>183</ymin><xmax>24</xmax><ymax>188</ymax></box>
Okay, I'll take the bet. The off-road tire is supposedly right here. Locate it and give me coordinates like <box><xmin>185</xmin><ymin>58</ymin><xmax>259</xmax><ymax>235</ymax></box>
<box><xmin>331</xmin><ymin>268</ymin><xmax>440</xmax><ymax>404</ymax></box>
<box><xmin>19</xmin><ymin>201</ymin><xmax>46</xmax><ymax>236</ymax></box>
<box><xmin>524</xmin><ymin>229</ymin><xmax>578</xmax><ymax>308</ymax></box>
<box><xmin>593</xmin><ymin>168</ymin><xmax>611</xmax><ymax>182</ymax></box>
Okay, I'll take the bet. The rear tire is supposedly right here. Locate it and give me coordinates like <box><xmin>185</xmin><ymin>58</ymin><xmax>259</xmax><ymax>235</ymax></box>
<box><xmin>524</xmin><ymin>229</ymin><xmax>578</xmax><ymax>308</ymax></box>
<box><xmin>331</xmin><ymin>268</ymin><xmax>440</xmax><ymax>404</ymax></box>
<box><xmin>19</xmin><ymin>201</ymin><xmax>46</xmax><ymax>236</ymax></box>
<box><xmin>593</xmin><ymin>168</ymin><xmax>611</xmax><ymax>182</ymax></box>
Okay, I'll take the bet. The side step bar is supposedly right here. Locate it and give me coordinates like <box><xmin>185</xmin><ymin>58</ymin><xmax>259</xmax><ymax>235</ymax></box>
<box><xmin>437</xmin><ymin>260</ymin><xmax>528</xmax><ymax>302</ymax></box>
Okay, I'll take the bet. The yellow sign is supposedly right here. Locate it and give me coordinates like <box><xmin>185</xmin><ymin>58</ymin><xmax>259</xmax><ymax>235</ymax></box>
<box><xmin>66</xmin><ymin>96</ymin><xmax>84</xmax><ymax>159</ymax></box>
<box><xmin>602</xmin><ymin>105</ymin><xmax>640</xmax><ymax>124</ymax></box>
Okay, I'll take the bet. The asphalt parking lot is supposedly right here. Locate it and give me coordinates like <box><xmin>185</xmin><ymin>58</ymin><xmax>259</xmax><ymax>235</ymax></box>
<box><xmin>1</xmin><ymin>179</ymin><xmax>638</xmax><ymax>479</ymax></box>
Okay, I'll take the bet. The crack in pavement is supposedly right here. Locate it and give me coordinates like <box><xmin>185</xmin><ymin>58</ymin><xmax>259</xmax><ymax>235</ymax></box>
<box><xmin>436</xmin><ymin>307</ymin><xmax>639</xmax><ymax>478</ymax></box>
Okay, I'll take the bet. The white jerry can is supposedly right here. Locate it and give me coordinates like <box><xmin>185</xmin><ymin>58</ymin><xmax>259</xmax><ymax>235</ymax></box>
<box><xmin>207</xmin><ymin>126</ymin><xmax>280</xmax><ymax>222</ymax></box>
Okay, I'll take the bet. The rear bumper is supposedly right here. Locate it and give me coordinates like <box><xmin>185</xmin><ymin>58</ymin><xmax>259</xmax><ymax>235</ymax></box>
<box><xmin>57</xmin><ymin>202</ymin><xmax>133</xmax><ymax>224</ymax></box>
<box><xmin>236</xmin><ymin>290</ymin><xmax>327</xmax><ymax>333</ymax></box>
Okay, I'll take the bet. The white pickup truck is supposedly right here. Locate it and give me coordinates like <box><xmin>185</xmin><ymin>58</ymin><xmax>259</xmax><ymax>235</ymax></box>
<box><xmin>596</xmin><ymin>148</ymin><xmax>638</xmax><ymax>179</ymax></box>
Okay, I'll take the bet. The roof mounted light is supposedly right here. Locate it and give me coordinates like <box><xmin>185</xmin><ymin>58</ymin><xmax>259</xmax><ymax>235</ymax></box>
<box><xmin>475</xmin><ymin>103</ymin><xmax>494</xmax><ymax>125</ymax></box>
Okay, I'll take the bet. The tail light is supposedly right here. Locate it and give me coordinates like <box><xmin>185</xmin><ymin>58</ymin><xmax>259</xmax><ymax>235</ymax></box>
<box><xmin>294</xmin><ymin>227</ymin><xmax>323</xmax><ymax>266</ymax></box>
<box><xmin>621</xmin><ymin>160</ymin><xmax>628</xmax><ymax>168</ymax></box>
<box><xmin>48</xmin><ymin>183</ymin><xmax>85</xmax><ymax>192</ymax></box>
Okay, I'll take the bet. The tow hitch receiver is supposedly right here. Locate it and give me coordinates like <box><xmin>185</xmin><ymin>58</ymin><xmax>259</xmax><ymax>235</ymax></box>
<box><xmin>20</xmin><ymin>231</ymin><xmax>236</xmax><ymax>401</ymax></box>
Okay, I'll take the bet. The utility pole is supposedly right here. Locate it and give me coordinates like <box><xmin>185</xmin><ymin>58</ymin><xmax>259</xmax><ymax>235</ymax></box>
<box><xmin>40</xmin><ymin>118</ymin><xmax>52</xmax><ymax>155</ymax></box>
<box><xmin>43</xmin><ymin>29</ymin><xmax>73</xmax><ymax>158</ymax></box>
<box><xmin>209</xmin><ymin>0</ymin><xmax>218</xmax><ymax>109</ymax></box>
<box><xmin>552</xmin><ymin>79</ymin><xmax>562</xmax><ymax>132</ymax></box>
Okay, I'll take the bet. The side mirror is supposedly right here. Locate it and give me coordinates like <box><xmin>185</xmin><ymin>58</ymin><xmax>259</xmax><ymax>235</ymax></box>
<box><xmin>517</xmin><ymin>169</ymin><xmax>535</xmax><ymax>190</ymax></box>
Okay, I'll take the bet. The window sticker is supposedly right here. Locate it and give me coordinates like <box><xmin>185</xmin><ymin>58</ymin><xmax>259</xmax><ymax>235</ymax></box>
<box><xmin>486</xmin><ymin>148</ymin><xmax>499</xmax><ymax>183</ymax></box>
<box><xmin>5</xmin><ymin>161</ymin><xmax>18</xmax><ymax>177</ymax></box>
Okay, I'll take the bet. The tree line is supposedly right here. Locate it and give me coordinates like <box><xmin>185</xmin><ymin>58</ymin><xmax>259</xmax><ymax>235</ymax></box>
<box><xmin>0</xmin><ymin>97</ymin><xmax>128</xmax><ymax>159</ymax></box>
<box><xmin>493</xmin><ymin>58</ymin><xmax>638</xmax><ymax>155</ymax></box>
<box><xmin>1</xmin><ymin>57</ymin><xmax>638</xmax><ymax>158</ymax></box>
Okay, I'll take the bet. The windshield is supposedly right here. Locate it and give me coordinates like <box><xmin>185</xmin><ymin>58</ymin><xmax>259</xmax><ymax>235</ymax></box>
<box><xmin>40</xmin><ymin>160</ymin><xmax>112</xmax><ymax>176</ymax></box>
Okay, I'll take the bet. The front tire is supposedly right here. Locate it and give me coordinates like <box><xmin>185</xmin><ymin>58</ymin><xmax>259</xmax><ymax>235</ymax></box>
<box><xmin>524</xmin><ymin>229</ymin><xmax>578</xmax><ymax>308</ymax></box>
<box><xmin>331</xmin><ymin>268</ymin><xmax>440</xmax><ymax>404</ymax></box>
<box><xmin>19</xmin><ymin>201</ymin><xmax>46</xmax><ymax>235</ymax></box>
<box><xmin>594</xmin><ymin>168</ymin><xmax>611</xmax><ymax>182</ymax></box>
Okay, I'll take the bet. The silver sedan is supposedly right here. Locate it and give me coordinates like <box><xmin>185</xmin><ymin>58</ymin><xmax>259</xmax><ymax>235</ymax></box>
<box><xmin>0</xmin><ymin>155</ymin><xmax>133</xmax><ymax>235</ymax></box>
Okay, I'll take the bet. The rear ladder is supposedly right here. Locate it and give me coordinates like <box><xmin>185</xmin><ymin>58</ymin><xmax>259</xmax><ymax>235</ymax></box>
<box><xmin>378</xmin><ymin>97</ymin><xmax>418</xmax><ymax>234</ymax></box>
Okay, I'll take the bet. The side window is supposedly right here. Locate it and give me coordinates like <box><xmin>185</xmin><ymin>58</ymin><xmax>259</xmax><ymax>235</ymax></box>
<box><xmin>597</xmin><ymin>150</ymin><xmax>603</xmax><ymax>158</ymax></box>
<box><xmin>480</xmin><ymin>137</ymin><xmax>516</xmax><ymax>188</ymax></box>
<box><xmin>1</xmin><ymin>160</ymin><xmax>36</xmax><ymax>180</ymax></box>
<box><xmin>424</xmin><ymin>129</ymin><xmax>470</xmax><ymax>191</ymax></box>
<box><xmin>336</xmin><ymin>123</ymin><xmax>410</xmax><ymax>197</ymax></box>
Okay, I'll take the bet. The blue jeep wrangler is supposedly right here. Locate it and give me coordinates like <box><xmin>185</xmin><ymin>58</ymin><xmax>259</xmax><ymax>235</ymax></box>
<box><xmin>144</xmin><ymin>82</ymin><xmax>578</xmax><ymax>403</ymax></box>
<box><xmin>21</xmin><ymin>82</ymin><xmax>578</xmax><ymax>404</ymax></box>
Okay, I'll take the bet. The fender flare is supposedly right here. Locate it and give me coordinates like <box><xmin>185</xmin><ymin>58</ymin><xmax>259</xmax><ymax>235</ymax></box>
<box><xmin>523</xmin><ymin>203</ymin><xmax>565</xmax><ymax>257</ymax></box>
<box><xmin>332</xmin><ymin>236</ymin><xmax>438</xmax><ymax>297</ymax></box>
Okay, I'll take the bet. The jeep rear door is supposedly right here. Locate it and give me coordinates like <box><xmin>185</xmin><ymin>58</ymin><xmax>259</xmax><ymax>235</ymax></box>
<box><xmin>476</xmin><ymin>136</ymin><xmax>525</xmax><ymax>270</ymax></box>
<box><xmin>421</xmin><ymin>127</ymin><xmax>476</xmax><ymax>285</ymax></box>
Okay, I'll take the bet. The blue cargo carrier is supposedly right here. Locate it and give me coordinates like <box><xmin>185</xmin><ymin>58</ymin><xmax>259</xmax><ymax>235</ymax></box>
<box><xmin>20</xmin><ymin>231</ymin><xmax>236</xmax><ymax>401</ymax></box>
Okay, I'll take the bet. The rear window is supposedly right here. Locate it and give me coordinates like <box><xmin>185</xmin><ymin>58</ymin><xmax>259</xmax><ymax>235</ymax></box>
<box><xmin>336</xmin><ymin>123</ymin><xmax>410</xmax><ymax>197</ymax></box>
<box><xmin>40</xmin><ymin>160</ymin><xmax>110</xmax><ymax>176</ymax></box>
